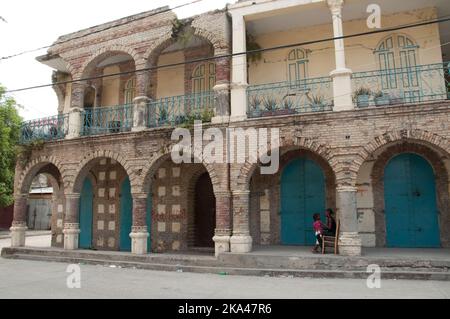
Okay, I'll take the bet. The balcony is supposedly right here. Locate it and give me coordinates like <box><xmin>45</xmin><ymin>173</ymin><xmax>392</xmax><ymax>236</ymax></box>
<box><xmin>247</xmin><ymin>76</ymin><xmax>333</xmax><ymax>118</ymax></box>
<box><xmin>352</xmin><ymin>62</ymin><xmax>450</xmax><ymax>108</ymax></box>
<box><xmin>148</xmin><ymin>91</ymin><xmax>215</xmax><ymax>128</ymax></box>
<box><xmin>20</xmin><ymin>114</ymin><xmax>69</xmax><ymax>144</ymax></box>
<box><xmin>18</xmin><ymin>62</ymin><xmax>450</xmax><ymax>144</ymax></box>
<box><xmin>81</xmin><ymin>104</ymin><xmax>133</xmax><ymax>137</ymax></box>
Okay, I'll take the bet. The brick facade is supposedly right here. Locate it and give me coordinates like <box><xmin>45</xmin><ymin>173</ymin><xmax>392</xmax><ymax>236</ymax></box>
<box><xmin>12</xmin><ymin>7</ymin><xmax>450</xmax><ymax>253</ymax></box>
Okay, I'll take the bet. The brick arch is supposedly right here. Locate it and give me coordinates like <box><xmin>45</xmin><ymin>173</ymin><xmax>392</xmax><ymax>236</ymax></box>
<box><xmin>17</xmin><ymin>156</ymin><xmax>67</xmax><ymax>195</ymax></box>
<box><xmin>70</xmin><ymin>150</ymin><xmax>136</xmax><ymax>194</ymax></box>
<box><xmin>139</xmin><ymin>149</ymin><xmax>221</xmax><ymax>196</ymax></box>
<box><xmin>191</xmin><ymin>26</ymin><xmax>229</xmax><ymax>55</ymax></box>
<box><xmin>234</xmin><ymin>137</ymin><xmax>336</xmax><ymax>191</ymax></box>
<box><xmin>143</xmin><ymin>31</ymin><xmax>177</xmax><ymax>67</ymax></box>
<box><xmin>351</xmin><ymin>129</ymin><xmax>450</xmax><ymax>183</ymax></box>
<box><xmin>143</xmin><ymin>28</ymin><xmax>221</xmax><ymax>68</ymax></box>
<box><xmin>370</xmin><ymin>142</ymin><xmax>450</xmax><ymax>248</ymax></box>
<box><xmin>75</xmin><ymin>45</ymin><xmax>142</xmax><ymax>79</ymax></box>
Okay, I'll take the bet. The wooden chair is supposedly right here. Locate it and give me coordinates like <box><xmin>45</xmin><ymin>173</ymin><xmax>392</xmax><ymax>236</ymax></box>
<box><xmin>322</xmin><ymin>220</ymin><xmax>340</xmax><ymax>255</ymax></box>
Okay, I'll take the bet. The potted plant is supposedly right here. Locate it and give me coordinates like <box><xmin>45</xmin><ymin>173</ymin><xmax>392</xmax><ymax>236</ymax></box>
<box><xmin>261</xmin><ymin>97</ymin><xmax>278</xmax><ymax>116</ymax></box>
<box><xmin>249</xmin><ymin>96</ymin><xmax>262</xmax><ymax>117</ymax></box>
<box><xmin>277</xmin><ymin>98</ymin><xmax>296</xmax><ymax>115</ymax></box>
<box><xmin>354</xmin><ymin>87</ymin><xmax>372</xmax><ymax>107</ymax></box>
<box><xmin>158</xmin><ymin>107</ymin><xmax>168</xmax><ymax>125</ymax></box>
<box><xmin>374</xmin><ymin>91</ymin><xmax>390</xmax><ymax>106</ymax></box>
<box><xmin>307</xmin><ymin>93</ymin><xmax>326</xmax><ymax>112</ymax></box>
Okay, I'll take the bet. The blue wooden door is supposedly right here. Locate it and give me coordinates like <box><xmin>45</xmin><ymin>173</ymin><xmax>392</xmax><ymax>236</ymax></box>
<box><xmin>384</xmin><ymin>153</ymin><xmax>440</xmax><ymax>248</ymax></box>
<box><xmin>79</xmin><ymin>179</ymin><xmax>93</xmax><ymax>249</ymax></box>
<box><xmin>119</xmin><ymin>177</ymin><xmax>133</xmax><ymax>252</ymax></box>
<box><xmin>281</xmin><ymin>158</ymin><xmax>326</xmax><ymax>245</ymax></box>
<box><xmin>146</xmin><ymin>192</ymin><xmax>152</xmax><ymax>252</ymax></box>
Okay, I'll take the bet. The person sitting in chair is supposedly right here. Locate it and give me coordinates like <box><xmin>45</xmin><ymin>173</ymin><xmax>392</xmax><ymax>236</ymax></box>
<box><xmin>323</xmin><ymin>208</ymin><xmax>337</xmax><ymax>236</ymax></box>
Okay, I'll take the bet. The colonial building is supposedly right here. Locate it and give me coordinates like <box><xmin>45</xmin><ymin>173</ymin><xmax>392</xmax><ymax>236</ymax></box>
<box><xmin>11</xmin><ymin>0</ymin><xmax>450</xmax><ymax>257</ymax></box>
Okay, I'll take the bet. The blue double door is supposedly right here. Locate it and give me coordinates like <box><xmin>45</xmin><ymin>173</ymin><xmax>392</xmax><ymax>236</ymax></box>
<box><xmin>384</xmin><ymin>153</ymin><xmax>441</xmax><ymax>248</ymax></box>
<box><xmin>79</xmin><ymin>177</ymin><xmax>151</xmax><ymax>252</ymax></box>
<box><xmin>281</xmin><ymin>158</ymin><xmax>326</xmax><ymax>245</ymax></box>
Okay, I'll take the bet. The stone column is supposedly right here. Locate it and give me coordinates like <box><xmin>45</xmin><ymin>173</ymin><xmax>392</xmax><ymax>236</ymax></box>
<box><xmin>63</xmin><ymin>193</ymin><xmax>81</xmax><ymax>250</ymax></box>
<box><xmin>67</xmin><ymin>108</ymin><xmax>82</xmax><ymax>139</ymax></box>
<box><xmin>327</xmin><ymin>0</ymin><xmax>354</xmax><ymax>111</ymax></box>
<box><xmin>213</xmin><ymin>191</ymin><xmax>232</xmax><ymax>257</ymax></box>
<box><xmin>132</xmin><ymin>97</ymin><xmax>150</xmax><ymax>132</ymax></box>
<box><xmin>337</xmin><ymin>186</ymin><xmax>362</xmax><ymax>256</ymax></box>
<box><xmin>10</xmin><ymin>194</ymin><xmax>28</xmax><ymax>247</ymax></box>
<box><xmin>230</xmin><ymin>190</ymin><xmax>253</xmax><ymax>253</ymax></box>
<box><xmin>230</xmin><ymin>13</ymin><xmax>248</xmax><ymax>122</ymax></box>
<box><xmin>130</xmin><ymin>193</ymin><xmax>149</xmax><ymax>255</ymax></box>
<box><xmin>212</xmin><ymin>54</ymin><xmax>231</xmax><ymax>124</ymax></box>
<box><xmin>132</xmin><ymin>71</ymin><xmax>150</xmax><ymax>132</ymax></box>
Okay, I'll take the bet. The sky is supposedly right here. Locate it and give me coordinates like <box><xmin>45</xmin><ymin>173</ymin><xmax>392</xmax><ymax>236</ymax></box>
<box><xmin>0</xmin><ymin>0</ymin><xmax>237</xmax><ymax>121</ymax></box>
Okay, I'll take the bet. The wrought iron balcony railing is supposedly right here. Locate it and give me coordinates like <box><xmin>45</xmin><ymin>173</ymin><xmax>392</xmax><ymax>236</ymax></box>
<box><xmin>352</xmin><ymin>62</ymin><xmax>450</xmax><ymax>108</ymax></box>
<box><xmin>20</xmin><ymin>114</ymin><xmax>69</xmax><ymax>144</ymax></box>
<box><xmin>247</xmin><ymin>77</ymin><xmax>334</xmax><ymax>118</ymax></box>
<box><xmin>147</xmin><ymin>91</ymin><xmax>215</xmax><ymax>128</ymax></box>
<box><xmin>81</xmin><ymin>104</ymin><xmax>133</xmax><ymax>137</ymax></box>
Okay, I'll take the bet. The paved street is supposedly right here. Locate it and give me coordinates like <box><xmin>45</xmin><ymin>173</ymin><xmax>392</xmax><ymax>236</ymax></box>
<box><xmin>0</xmin><ymin>236</ymin><xmax>449</xmax><ymax>299</ymax></box>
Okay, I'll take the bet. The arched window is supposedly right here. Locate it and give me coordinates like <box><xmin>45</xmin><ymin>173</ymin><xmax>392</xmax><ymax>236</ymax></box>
<box><xmin>124</xmin><ymin>78</ymin><xmax>136</xmax><ymax>104</ymax></box>
<box><xmin>376</xmin><ymin>34</ymin><xmax>419</xmax><ymax>97</ymax></box>
<box><xmin>287</xmin><ymin>48</ymin><xmax>308</xmax><ymax>84</ymax></box>
<box><xmin>192</xmin><ymin>63</ymin><xmax>216</xmax><ymax>94</ymax></box>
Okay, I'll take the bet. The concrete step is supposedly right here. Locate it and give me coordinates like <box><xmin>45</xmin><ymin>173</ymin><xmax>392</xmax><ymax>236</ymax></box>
<box><xmin>2</xmin><ymin>247</ymin><xmax>450</xmax><ymax>281</ymax></box>
<box><xmin>218</xmin><ymin>253</ymin><xmax>450</xmax><ymax>273</ymax></box>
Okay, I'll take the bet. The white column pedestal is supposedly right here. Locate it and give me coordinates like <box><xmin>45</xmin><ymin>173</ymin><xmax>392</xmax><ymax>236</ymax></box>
<box><xmin>213</xmin><ymin>235</ymin><xmax>231</xmax><ymax>257</ymax></box>
<box><xmin>339</xmin><ymin>232</ymin><xmax>362</xmax><ymax>256</ymax></box>
<box><xmin>10</xmin><ymin>223</ymin><xmax>27</xmax><ymax>248</ymax></box>
<box><xmin>230</xmin><ymin>235</ymin><xmax>253</xmax><ymax>253</ymax></box>
<box><xmin>330</xmin><ymin>68</ymin><xmax>354</xmax><ymax>111</ymax></box>
<box><xmin>63</xmin><ymin>223</ymin><xmax>80</xmax><ymax>250</ymax></box>
<box><xmin>130</xmin><ymin>230</ymin><xmax>149</xmax><ymax>255</ymax></box>
<box><xmin>66</xmin><ymin>108</ymin><xmax>82</xmax><ymax>139</ymax></box>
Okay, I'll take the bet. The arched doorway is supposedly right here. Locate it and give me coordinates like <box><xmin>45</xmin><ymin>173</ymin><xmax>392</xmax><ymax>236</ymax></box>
<box><xmin>194</xmin><ymin>173</ymin><xmax>216</xmax><ymax>248</ymax></box>
<box><xmin>281</xmin><ymin>158</ymin><xmax>326</xmax><ymax>245</ymax></box>
<box><xmin>384</xmin><ymin>153</ymin><xmax>441</xmax><ymax>248</ymax></box>
<box><xmin>79</xmin><ymin>178</ymin><xmax>93</xmax><ymax>249</ymax></box>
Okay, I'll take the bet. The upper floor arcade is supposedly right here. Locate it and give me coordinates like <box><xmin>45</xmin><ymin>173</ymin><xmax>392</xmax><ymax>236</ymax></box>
<box><xmin>20</xmin><ymin>0</ymin><xmax>450</xmax><ymax>144</ymax></box>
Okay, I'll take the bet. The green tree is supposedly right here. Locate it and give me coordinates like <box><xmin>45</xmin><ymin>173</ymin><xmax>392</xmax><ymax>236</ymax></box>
<box><xmin>0</xmin><ymin>85</ymin><xmax>22</xmax><ymax>207</ymax></box>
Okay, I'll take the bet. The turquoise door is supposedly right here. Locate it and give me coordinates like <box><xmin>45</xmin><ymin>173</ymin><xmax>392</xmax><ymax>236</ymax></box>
<box><xmin>281</xmin><ymin>158</ymin><xmax>326</xmax><ymax>245</ymax></box>
<box><xmin>384</xmin><ymin>153</ymin><xmax>441</xmax><ymax>248</ymax></box>
<box><xmin>119</xmin><ymin>177</ymin><xmax>133</xmax><ymax>252</ymax></box>
<box><xmin>146</xmin><ymin>192</ymin><xmax>152</xmax><ymax>252</ymax></box>
<box><xmin>79</xmin><ymin>179</ymin><xmax>93</xmax><ymax>249</ymax></box>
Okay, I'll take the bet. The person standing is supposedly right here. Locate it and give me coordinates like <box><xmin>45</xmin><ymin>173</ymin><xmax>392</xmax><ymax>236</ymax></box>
<box><xmin>312</xmin><ymin>213</ymin><xmax>324</xmax><ymax>253</ymax></box>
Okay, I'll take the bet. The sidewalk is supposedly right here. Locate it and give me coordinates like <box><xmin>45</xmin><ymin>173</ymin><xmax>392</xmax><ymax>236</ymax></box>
<box><xmin>0</xmin><ymin>230</ymin><xmax>51</xmax><ymax>240</ymax></box>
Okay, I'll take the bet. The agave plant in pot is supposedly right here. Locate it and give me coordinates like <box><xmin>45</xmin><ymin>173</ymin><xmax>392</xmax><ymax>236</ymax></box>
<box><xmin>307</xmin><ymin>93</ymin><xmax>326</xmax><ymax>112</ymax></box>
<box><xmin>249</xmin><ymin>95</ymin><xmax>262</xmax><ymax>117</ymax></box>
<box><xmin>354</xmin><ymin>87</ymin><xmax>372</xmax><ymax>108</ymax></box>
<box><xmin>261</xmin><ymin>96</ymin><xmax>279</xmax><ymax>117</ymax></box>
<box><xmin>374</xmin><ymin>91</ymin><xmax>390</xmax><ymax>106</ymax></box>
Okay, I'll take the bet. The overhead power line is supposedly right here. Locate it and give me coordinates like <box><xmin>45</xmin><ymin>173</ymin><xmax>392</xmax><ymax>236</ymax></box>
<box><xmin>5</xmin><ymin>15</ymin><xmax>450</xmax><ymax>94</ymax></box>
<box><xmin>0</xmin><ymin>0</ymin><xmax>204</xmax><ymax>61</ymax></box>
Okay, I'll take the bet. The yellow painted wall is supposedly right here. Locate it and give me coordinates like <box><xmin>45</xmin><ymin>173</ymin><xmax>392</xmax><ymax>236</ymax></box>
<box><xmin>101</xmin><ymin>65</ymin><xmax>120</xmax><ymax>107</ymax></box>
<box><xmin>156</xmin><ymin>51</ymin><xmax>185</xmax><ymax>98</ymax></box>
<box><xmin>248</xmin><ymin>7</ymin><xmax>443</xmax><ymax>85</ymax></box>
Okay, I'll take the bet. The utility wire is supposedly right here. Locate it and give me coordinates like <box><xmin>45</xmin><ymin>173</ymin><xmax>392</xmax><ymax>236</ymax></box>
<box><xmin>5</xmin><ymin>15</ymin><xmax>450</xmax><ymax>94</ymax></box>
<box><xmin>0</xmin><ymin>0</ymin><xmax>204</xmax><ymax>61</ymax></box>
